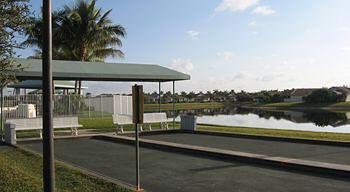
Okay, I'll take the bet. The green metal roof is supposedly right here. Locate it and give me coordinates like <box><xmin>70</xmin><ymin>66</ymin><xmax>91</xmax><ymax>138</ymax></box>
<box><xmin>14</xmin><ymin>58</ymin><xmax>190</xmax><ymax>82</ymax></box>
<box><xmin>8</xmin><ymin>80</ymin><xmax>87</xmax><ymax>89</ymax></box>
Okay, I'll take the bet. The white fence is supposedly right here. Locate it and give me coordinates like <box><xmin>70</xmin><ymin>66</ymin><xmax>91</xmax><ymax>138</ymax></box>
<box><xmin>84</xmin><ymin>95</ymin><xmax>132</xmax><ymax>116</ymax></box>
<box><xmin>0</xmin><ymin>94</ymin><xmax>134</xmax><ymax>119</ymax></box>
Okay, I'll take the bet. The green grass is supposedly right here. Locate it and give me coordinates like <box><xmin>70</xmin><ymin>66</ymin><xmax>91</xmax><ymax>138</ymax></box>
<box><xmin>144</xmin><ymin>102</ymin><xmax>224</xmax><ymax>111</ymax></box>
<box><xmin>78</xmin><ymin>102</ymin><xmax>224</xmax><ymax>118</ymax></box>
<box><xmin>259</xmin><ymin>101</ymin><xmax>350</xmax><ymax>109</ymax></box>
<box><xmin>0</xmin><ymin>144</ymin><xmax>132</xmax><ymax>192</ymax></box>
<box><xmin>198</xmin><ymin>124</ymin><xmax>350</xmax><ymax>142</ymax></box>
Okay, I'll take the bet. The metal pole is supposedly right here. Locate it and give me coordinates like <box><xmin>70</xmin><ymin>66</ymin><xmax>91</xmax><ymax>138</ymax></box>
<box><xmin>136</xmin><ymin>123</ymin><xmax>140</xmax><ymax>191</ymax></box>
<box><xmin>158</xmin><ymin>82</ymin><xmax>161</xmax><ymax>112</ymax></box>
<box><xmin>1</xmin><ymin>86</ymin><xmax>3</xmax><ymax>141</ymax></box>
<box><xmin>42</xmin><ymin>0</ymin><xmax>55</xmax><ymax>191</ymax></box>
<box><xmin>173</xmin><ymin>81</ymin><xmax>175</xmax><ymax>129</ymax></box>
<box><xmin>132</xmin><ymin>84</ymin><xmax>142</xmax><ymax>191</ymax></box>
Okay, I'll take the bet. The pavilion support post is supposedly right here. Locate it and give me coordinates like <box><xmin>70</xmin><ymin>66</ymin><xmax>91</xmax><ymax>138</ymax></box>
<box><xmin>172</xmin><ymin>81</ymin><xmax>175</xmax><ymax>129</ymax></box>
<box><xmin>158</xmin><ymin>82</ymin><xmax>161</xmax><ymax>112</ymax></box>
<box><xmin>42</xmin><ymin>0</ymin><xmax>55</xmax><ymax>191</ymax></box>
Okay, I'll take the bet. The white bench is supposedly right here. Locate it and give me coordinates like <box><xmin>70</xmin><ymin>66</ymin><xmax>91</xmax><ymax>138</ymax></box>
<box><xmin>112</xmin><ymin>113</ymin><xmax>172</xmax><ymax>133</ymax></box>
<box><xmin>6</xmin><ymin>117</ymin><xmax>82</xmax><ymax>139</ymax></box>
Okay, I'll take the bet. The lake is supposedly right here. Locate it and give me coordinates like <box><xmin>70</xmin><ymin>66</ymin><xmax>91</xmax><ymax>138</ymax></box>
<box><xmin>164</xmin><ymin>107</ymin><xmax>350</xmax><ymax>133</ymax></box>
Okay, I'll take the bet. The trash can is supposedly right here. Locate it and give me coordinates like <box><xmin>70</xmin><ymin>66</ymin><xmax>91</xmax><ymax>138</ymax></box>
<box><xmin>5</xmin><ymin>123</ymin><xmax>16</xmax><ymax>145</ymax></box>
<box><xmin>181</xmin><ymin>115</ymin><xmax>197</xmax><ymax>131</ymax></box>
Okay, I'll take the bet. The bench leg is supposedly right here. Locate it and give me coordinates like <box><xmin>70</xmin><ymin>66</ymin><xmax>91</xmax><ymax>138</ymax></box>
<box><xmin>140</xmin><ymin>125</ymin><xmax>143</xmax><ymax>132</ymax></box>
<box><xmin>119</xmin><ymin>126</ymin><xmax>124</xmax><ymax>134</ymax></box>
<box><xmin>39</xmin><ymin>130</ymin><xmax>42</xmax><ymax>139</ymax></box>
<box><xmin>71</xmin><ymin>128</ymin><xmax>78</xmax><ymax>136</ymax></box>
<box><xmin>149</xmin><ymin>124</ymin><xmax>152</xmax><ymax>131</ymax></box>
<box><xmin>166</xmin><ymin>123</ymin><xmax>169</xmax><ymax>130</ymax></box>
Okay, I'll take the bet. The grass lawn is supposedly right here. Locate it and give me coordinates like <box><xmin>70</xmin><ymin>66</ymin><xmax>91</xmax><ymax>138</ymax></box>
<box><xmin>0</xmin><ymin>144</ymin><xmax>132</xmax><ymax>192</ymax></box>
<box><xmin>144</xmin><ymin>102</ymin><xmax>224</xmax><ymax>111</ymax></box>
<box><xmin>78</xmin><ymin>102</ymin><xmax>224</xmax><ymax>118</ymax></box>
<box><xmin>198</xmin><ymin>124</ymin><xmax>350</xmax><ymax>142</ymax></box>
<box><xmin>260</xmin><ymin>101</ymin><xmax>350</xmax><ymax>109</ymax></box>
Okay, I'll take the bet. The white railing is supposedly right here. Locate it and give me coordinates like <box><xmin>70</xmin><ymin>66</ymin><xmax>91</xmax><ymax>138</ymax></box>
<box><xmin>0</xmin><ymin>94</ymin><xmax>133</xmax><ymax>119</ymax></box>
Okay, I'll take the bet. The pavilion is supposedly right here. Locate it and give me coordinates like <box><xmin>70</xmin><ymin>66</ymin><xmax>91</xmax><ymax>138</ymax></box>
<box><xmin>9</xmin><ymin>58</ymin><xmax>191</xmax><ymax>125</ymax></box>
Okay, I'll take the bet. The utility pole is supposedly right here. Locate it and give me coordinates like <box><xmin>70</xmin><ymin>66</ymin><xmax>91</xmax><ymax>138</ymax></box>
<box><xmin>42</xmin><ymin>0</ymin><xmax>55</xmax><ymax>191</ymax></box>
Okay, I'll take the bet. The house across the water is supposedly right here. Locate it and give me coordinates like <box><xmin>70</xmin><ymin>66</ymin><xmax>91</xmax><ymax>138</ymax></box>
<box><xmin>283</xmin><ymin>88</ymin><xmax>318</xmax><ymax>102</ymax></box>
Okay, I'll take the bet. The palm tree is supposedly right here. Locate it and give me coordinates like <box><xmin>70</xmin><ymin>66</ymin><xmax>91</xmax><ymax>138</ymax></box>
<box><xmin>23</xmin><ymin>0</ymin><xmax>126</xmax><ymax>94</ymax></box>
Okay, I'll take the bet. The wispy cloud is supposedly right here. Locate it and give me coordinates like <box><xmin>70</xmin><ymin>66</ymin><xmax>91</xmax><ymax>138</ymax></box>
<box><xmin>248</xmin><ymin>21</ymin><xmax>257</xmax><ymax>27</ymax></box>
<box><xmin>257</xmin><ymin>74</ymin><xmax>284</xmax><ymax>82</ymax></box>
<box><xmin>217</xmin><ymin>51</ymin><xmax>234</xmax><ymax>61</ymax></box>
<box><xmin>169</xmin><ymin>58</ymin><xmax>194</xmax><ymax>74</ymax></box>
<box><xmin>252</xmin><ymin>6</ymin><xmax>275</xmax><ymax>15</ymax></box>
<box><xmin>233</xmin><ymin>72</ymin><xmax>247</xmax><ymax>80</ymax></box>
<box><xmin>337</xmin><ymin>27</ymin><xmax>350</xmax><ymax>32</ymax></box>
<box><xmin>250</xmin><ymin>31</ymin><xmax>259</xmax><ymax>36</ymax></box>
<box><xmin>215</xmin><ymin>0</ymin><xmax>261</xmax><ymax>12</ymax></box>
<box><xmin>187</xmin><ymin>30</ymin><xmax>200</xmax><ymax>40</ymax></box>
<box><xmin>340</xmin><ymin>46</ymin><xmax>350</xmax><ymax>53</ymax></box>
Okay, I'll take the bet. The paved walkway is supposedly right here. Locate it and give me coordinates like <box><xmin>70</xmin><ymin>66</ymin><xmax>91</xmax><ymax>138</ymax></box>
<box><xmin>22</xmin><ymin>138</ymin><xmax>350</xmax><ymax>192</ymax></box>
<box><xmin>141</xmin><ymin>132</ymin><xmax>350</xmax><ymax>165</ymax></box>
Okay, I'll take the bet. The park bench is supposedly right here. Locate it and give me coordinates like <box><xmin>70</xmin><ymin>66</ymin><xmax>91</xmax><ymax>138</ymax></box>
<box><xmin>112</xmin><ymin>112</ymin><xmax>172</xmax><ymax>133</ymax></box>
<box><xmin>6</xmin><ymin>116</ymin><xmax>82</xmax><ymax>139</ymax></box>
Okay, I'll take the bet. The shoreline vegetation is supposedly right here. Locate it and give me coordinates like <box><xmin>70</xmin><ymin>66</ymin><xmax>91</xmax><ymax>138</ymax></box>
<box><xmin>244</xmin><ymin>101</ymin><xmax>350</xmax><ymax>111</ymax></box>
<box><xmin>145</xmin><ymin>102</ymin><xmax>224</xmax><ymax>111</ymax></box>
<box><xmin>0</xmin><ymin>144</ymin><xmax>131</xmax><ymax>192</ymax></box>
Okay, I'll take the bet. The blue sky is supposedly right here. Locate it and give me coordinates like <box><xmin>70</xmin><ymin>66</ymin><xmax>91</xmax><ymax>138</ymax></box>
<box><xmin>16</xmin><ymin>0</ymin><xmax>350</xmax><ymax>94</ymax></box>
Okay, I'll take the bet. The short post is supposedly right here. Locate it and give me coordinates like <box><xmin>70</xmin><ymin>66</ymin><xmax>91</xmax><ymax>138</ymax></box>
<box><xmin>172</xmin><ymin>81</ymin><xmax>175</xmax><ymax>129</ymax></box>
<box><xmin>132</xmin><ymin>84</ymin><xmax>144</xmax><ymax>192</ymax></box>
<box><xmin>4</xmin><ymin>123</ymin><xmax>16</xmax><ymax>145</ymax></box>
<box><xmin>181</xmin><ymin>114</ymin><xmax>197</xmax><ymax>131</ymax></box>
<box><xmin>88</xmin><ymin>97</ymin><xmax>91</xmax><ymax>118</ymax></box>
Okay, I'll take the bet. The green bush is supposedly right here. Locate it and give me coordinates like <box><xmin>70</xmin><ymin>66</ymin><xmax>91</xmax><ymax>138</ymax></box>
<box><xmin>304</xmin><ymin>89</ymin><xmax>344</xmax><ymax>103</ymax></box>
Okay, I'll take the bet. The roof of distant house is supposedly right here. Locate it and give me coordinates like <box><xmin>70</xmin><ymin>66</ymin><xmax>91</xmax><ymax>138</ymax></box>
<box><xmin>290</xmin><ymin>88</ymin><xmax>318</xmax><ymax>97</ymax></box>
<box><xmin>330</xmin><ymin>87</ymin><xmax>350</xmax><ymax>94</ymax></box>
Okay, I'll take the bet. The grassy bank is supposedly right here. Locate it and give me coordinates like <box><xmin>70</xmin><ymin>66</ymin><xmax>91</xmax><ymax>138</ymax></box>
<box><xmin>145</xmin><ymin>102</ymin><xmax>224</xmax><ymax>111</ymax></box>
<box><xmin>198</xmin><ymin>124</ymin><xmax>350</xmax><ymax>142</ymax></box>
<box><xmin>255</xmin><ymin>101</ymin><xmax>350</xmax><ymax>110</ymax></box>
<box><xmin>0</xmin><ymin>144</ymin><xmax>131</xmax><ymax>192</ymax></box>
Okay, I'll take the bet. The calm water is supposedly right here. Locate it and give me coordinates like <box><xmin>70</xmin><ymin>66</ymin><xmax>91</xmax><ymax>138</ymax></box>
<box><xmin>164</xmin><ymin>107</ymin><xmax>350</xmax><ymax>133</ymax></box>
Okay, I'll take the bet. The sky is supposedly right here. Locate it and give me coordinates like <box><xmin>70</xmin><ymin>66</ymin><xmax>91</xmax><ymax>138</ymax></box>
<box><xmin>14</xmin><ymin>0</ymin><xmax>350</xmax><ymax>95</ymax></box>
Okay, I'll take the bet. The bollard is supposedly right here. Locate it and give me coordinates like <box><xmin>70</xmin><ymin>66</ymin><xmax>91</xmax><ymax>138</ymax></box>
<box><xmin>4</xmin><ymin>123</ymin><xmax>16</xmax><ymax>145</ymax></box>
<box><xmin>181</xmin><ymin>115</ymin><xmax>197</xmax><ymax>131</ymax></box>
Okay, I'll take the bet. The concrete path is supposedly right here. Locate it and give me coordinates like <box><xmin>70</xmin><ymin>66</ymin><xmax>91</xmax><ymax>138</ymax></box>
<box><xmin>22</xmin><ymin>138</ymin><xmax>350</xmax><ymax>192</ymax></box>
<box><xmin>141</xmin><ymin>132</ymin><xmax>350</xmax><ymax>165</ymax></box>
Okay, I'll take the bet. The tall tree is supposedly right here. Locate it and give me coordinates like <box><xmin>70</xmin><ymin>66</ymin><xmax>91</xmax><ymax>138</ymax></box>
<box><xmin>0</xmin><ymin>0</ymin><xmax>31</xmax><ymax>139</ymax></box>
<box><xmin>0</xmin><ymin>0</ymin><xmax>30</xmax><ymax>88</ymax></box>
<box><xmin>23</xmin><ymin>0</ymin><xmax>126</xmax><ymax>94</ymax></box>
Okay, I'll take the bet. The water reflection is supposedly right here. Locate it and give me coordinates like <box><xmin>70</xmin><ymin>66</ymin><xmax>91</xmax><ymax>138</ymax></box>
<box><xmin>159</xmin><ymin>107</ymin><xmax>350</xmax><ymax>133</ymax></box>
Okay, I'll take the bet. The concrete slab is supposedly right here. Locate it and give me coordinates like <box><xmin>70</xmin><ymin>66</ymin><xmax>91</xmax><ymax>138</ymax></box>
<box><xmin>141</xmin><ymin>132</ymin><xmax>350</xmax><ymax>165</ymax></box>
<box><xmin>21</xmin><ymin>138</ymin><xmax>350</xmax><ymax>192</ymax></box>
